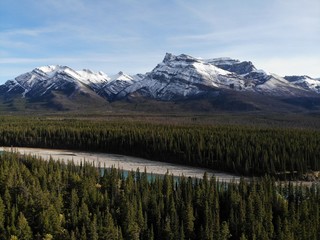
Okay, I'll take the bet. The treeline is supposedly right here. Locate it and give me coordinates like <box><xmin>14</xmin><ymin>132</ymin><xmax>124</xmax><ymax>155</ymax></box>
<box><xmin>0</xmin><ymin>152</ymin><xmax>319</xmax><ymax>239</ymax></box>
<box><xmin>0</xmin><ymin>117</ymin><xmax>320</xmax><ymax>177</ymax></box>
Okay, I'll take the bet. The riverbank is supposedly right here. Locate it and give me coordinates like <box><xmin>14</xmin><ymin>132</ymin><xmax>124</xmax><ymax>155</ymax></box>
<box><xmin>0</xmin><ymin>147</ymin><xmax>243</xmax><ymax>182</ymax></box>
<box><xmin>1</xmin><ymin>147</ymin><xmax>319</xmax><ymax>186</ymax></box>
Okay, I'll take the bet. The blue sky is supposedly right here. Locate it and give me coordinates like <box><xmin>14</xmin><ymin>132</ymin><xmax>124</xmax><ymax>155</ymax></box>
<box><xmin>1</xmin><ymin>0</ymin><xmax>319</xmax><ymax>83</ymax></box>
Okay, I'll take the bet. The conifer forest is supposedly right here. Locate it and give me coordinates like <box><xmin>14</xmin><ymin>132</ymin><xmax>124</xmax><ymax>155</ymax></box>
<box><xmin>0</xmin><ymin>116</ymin><xmax>319</xmax><ymax>239</ymax></box>
<box><xmin>0</xmin><ymin>116</ymin><xmax>319</xmax><ymax>178</ymax></box>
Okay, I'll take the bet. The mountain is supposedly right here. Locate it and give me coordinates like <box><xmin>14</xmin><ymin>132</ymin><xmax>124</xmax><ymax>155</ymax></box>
<box><xmin>119</xmin><ymin>53</ymin><xmax>249</xmax><ymax>101</ymax></box>
<box><xmin>0</xmin><ymin>65</ymin><xmax>109</xmax><ymax>111</ymax></box>
<box><xmin>0</xmin><ymin>53</ymin><xmax>319</xmax><ymax>112</ymax></box>
<box><xmin>97</xmin><ymin>71</ymin><xmax>144</xmax><ymax>101</ymax></box>
<box><xmin>284</xmin><ymin>75</ymin><xmax>320</xmax><ymax>94</ymax></box>
<box><xmin>121</xmin><ymin>53</ymin><xmax>311</xmax><ymax>101</ymax></box>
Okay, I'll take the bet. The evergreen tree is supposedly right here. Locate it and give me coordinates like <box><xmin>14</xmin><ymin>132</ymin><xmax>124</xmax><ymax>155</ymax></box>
<box><xmin>16</xmin><ymin>212</ymin><xmax>33</xmax><ymax>240</ymax></box>
<box><xmin>0</xmin><ymin>149</ymin><xmax>319</xmax><ymax>240</ymax></box>
<box><xmin>220</xmin><ymin>221</ymin><xmax>231</xmax><ymax>240</ymax></box>
<box><xmin>0</xmin><ymin>197</ymin><xmax>5</xmax><ymax>234</ymax></box>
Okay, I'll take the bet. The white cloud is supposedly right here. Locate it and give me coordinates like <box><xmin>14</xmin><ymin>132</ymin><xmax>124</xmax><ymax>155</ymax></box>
<box><xmin>1</xmin><ymin>0</ymin><xmax>319</xmax><ymax>82</ymax></box>
<box><xmin>2</xmin><ymin>27</ymin><xmax>55</xmax><ymax>37</ymax></box>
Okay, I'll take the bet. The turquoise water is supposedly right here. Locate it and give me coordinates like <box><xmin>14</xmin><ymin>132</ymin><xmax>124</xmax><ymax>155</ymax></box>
<box><xmin>100</xmin><ymin>167</ymin><xmax>187</xmax><ymax>183</ymax></box>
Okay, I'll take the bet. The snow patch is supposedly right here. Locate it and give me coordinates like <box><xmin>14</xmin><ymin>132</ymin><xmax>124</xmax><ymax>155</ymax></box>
<box><xmin>22</xmin><ymin>88</ymin><xmax>29</xmax><ymax>98</ymax></box>
<box><xmin>109</xmin><ymin>71</ymin><xmax>134</xmax><ymax>82</ymax></box>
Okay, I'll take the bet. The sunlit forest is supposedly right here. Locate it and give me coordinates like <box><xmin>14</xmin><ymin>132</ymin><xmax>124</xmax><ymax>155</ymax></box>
<box><xmin>0</xmin><ymin>151</ymin><xmax>319</xmax><ymax>240</ymax></box>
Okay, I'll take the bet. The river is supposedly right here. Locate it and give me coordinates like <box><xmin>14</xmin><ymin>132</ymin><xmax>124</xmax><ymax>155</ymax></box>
<box><xmin>0</xmin><ymin>147</ymin><xmax>242</xmax><ymax>182</ymax></box>
<box><xmin>2</xmin><ymin>147</ymin><xmax>318</xmax><ymax>185</ymax></box>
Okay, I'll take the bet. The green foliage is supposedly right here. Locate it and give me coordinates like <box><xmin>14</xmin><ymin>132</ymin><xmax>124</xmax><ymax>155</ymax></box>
<box><xmin>0</xmin><ymin>152</ymin><xmax>319</xmax><ymax>239</ymax></box>
<box><xmin>16</xmin><ymin>212</ymin><xmax>33</xmax><ymax>240</ymax></box>
<box><xmin>0</xmin><ymin>116</ymin><xmax>319</xmax><ymax>178</ymax></box>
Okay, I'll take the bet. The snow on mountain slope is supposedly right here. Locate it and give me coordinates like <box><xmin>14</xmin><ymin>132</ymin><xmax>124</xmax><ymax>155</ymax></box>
<box><xmin>1</xmin><ymin>53</ymin><xmax>319</xmax><ymax>107</ymax></box>
<box><xmin>208</xmin><ymin>56</ymin><xmax>310</xmax><ymax>96</ymax></box>
<box><xmin>206</xmin><ymin>57</ymin><xmax>256</xmax><ymax>75</ymax></box>
<box><xmin>284</xmin><ymin>76</ymin><xmax>320</xmax><ymax>94</ymax></box>
<box><xmin>0</xmin><ymin>64</ymin><xmax>143</xmax><ymax>102</ymax></box>
<box><xmin>254</xmin><ymin>74</ymin><xmax>308</xmax><ymax>96</ymax></box>
<box><xmin>109</xmin><ymin>71</ymin><xmax>134</xmax><ymax>82</ymax></box>
<box><xmin>98</xmin><ymin>71</ymin><xmax>140</xmax><ymax>100</ymax></box>
<box><xmin>3</xmin><ymin>65</ymin><xmax>107</xmax><ymax>98</ymax></box>
<box><xmin>120</xmin><ymin>53</ymin><xmax>254</xmax><ymax>100</ymax></box>
<box><xmin>33</xmin><ymin>65</ymin><xmax>110</xmax><ymax>90</ymax></box>
<box><xmin>77</xmin><ymin>69</ymin><xmax>109</xmax><ymax>85</ymax></box>
<box><xmin>117</xmin><ymin>53</ymin><xmax>319</xmax><ymax>101</ymax></box>
<box><xmin>76</xmin><ymin>69</ymin><xmax>110</xmax><ymax>93</ymax></box>
<box><xmin>28</xmin><ymin>66</ymin><xmax>95</xmax><ymax>97</ymax></box>
<box><xmin>0</xmin><ymin>79</ymin><xmax>25</xmax><ymax>96</ymax></box>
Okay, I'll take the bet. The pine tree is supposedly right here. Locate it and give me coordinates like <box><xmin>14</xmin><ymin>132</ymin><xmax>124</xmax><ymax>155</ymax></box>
<box><xmin>89</xmin><ymin>214</ymin><xmax>98</xmax><ymax>240</ymax></box>
<box><xmin>80</xmin><ymin>225</ymin><xmax>87</xmax><ymax>240</ymax></box>
<box><xmin>0</xmin><ymin>197</ymin><xmax>5</xmax><ymax>234</ymax></box>
<box><xmin>101</xmin><ymin>211</ymin><xmax>118</xmax><ymax>240</ymax></box>
<box><xmin>184</xmin><ymin>202</ymin><xmax>195</xmax><ymax>239</ymax></box>
<box><xmin>240</xmin><ymin>233</ymin><xmax>248</xmax><ymax>240</ymax></box>
<box><xmin>180</xmin><ymin>222</ymin><xmax>185</xmax><ymax>240</ymax></box>
<box><xmin>16</xmin><ymin>212</ymin><xmax>33</xmax><ymax>240</ymax></box>
<box><xmin>43</xmin><ymin>234</ymin><xmax>53</xmax><ymax>240</ymax></box>
<box><xmin>220</xmin><ymin>221</ymin><xmax>231</xmax><ymax>240</ymax></box>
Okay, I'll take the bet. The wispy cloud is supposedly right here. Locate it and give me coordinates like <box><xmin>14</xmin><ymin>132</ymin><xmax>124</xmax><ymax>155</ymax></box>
<box><xmin>0</xmin><ymin>0</ymin><xmax>319</xmax><ymax>83</ymax></box>
<box><xmin>2</xmin><ymin>27</ymin><xmax>56</xmax><ymax>37</ymax></box>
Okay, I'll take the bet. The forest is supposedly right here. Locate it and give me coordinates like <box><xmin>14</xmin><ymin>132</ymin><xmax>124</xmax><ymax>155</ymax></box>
<box><xmin>0</xmin><ymin>116</ymin><xmax>319</xmax><ymax>178</ymax></box>
<box><xmin>0</xmin><ymin>151</ymin><xmax>319</xmax><ymax>240</ymax></box>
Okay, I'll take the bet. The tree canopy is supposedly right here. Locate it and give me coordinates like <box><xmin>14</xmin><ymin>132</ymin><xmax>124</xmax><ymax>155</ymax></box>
<box><xmin>0</xmin><ymin>151</ymin><xmax>319</xmax><ymax>239</ymax></box>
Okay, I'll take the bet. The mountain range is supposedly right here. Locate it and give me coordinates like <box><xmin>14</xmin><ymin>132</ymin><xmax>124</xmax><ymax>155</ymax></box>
<box><xmin>1</xmin><ymin>53</ymin><xmax>320</xmax><ymax>112</ymax></box>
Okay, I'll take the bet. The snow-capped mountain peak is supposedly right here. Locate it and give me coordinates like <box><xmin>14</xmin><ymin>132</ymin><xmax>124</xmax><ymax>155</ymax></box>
<box><xmin>34</xmin><ymin>65</ymin><xmax>80</xmax><ymax>79</ymax></box>
<box><xmin>159</xmin><ymin>53</ymin><xmax>232</xmax><ymax>76</ymax></box>
<box><xmin>110</xmin><ymin>71</ymin><xmax>134</xmax><ymax>82</ymax></box>
<box><xmin>120</xmin><ymin>53</ymin><xmax>315</xmax><ymax>100</ymax></box>
<box><xmin>76</xmin><ymin>69</ymin><xmax>110</xmax><ymax>86</ymax></box>
<box><xmin>162</xmin><ymin>53</ymin><xmax>201</xmax><ymax>64</ymax></box>
<box><xmin>208</xmin><ymin>58</ymin><xmax>257</xmax><ymax>75</ymax></box>
<box><xmin>4</xmin><ymin>65</ymin><xmax>109</xmax><ymax>99</ymax></box>
<box><xmin>97</xmin><ymin>71</ymin><xmax>141</xmax><ymax>101</ymax></box>
<box><xmin>1</xmin><ymin>53</ymin><xmax>319</xmax><ymax>109</ymax></box>
<box><xmin>284</xmin><ymin>75</ymin><xmax>320</xmax><ymax>93</ymax></box>
<box><xmin>119</xmin><ymin>53</ymin><xmax>252</xmax><ymax>101</ymax></box>
<box><xmin>36</xmin><ymin>65</ymin><xmax>60</xmax><ymax>74</ymax></box>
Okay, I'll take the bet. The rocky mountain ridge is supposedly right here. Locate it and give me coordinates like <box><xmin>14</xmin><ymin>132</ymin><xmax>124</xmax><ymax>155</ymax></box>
<box><xmin>1</xmin><ymin>53</ymin><xmax>319</xmax><ymax>111</ymax></box>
